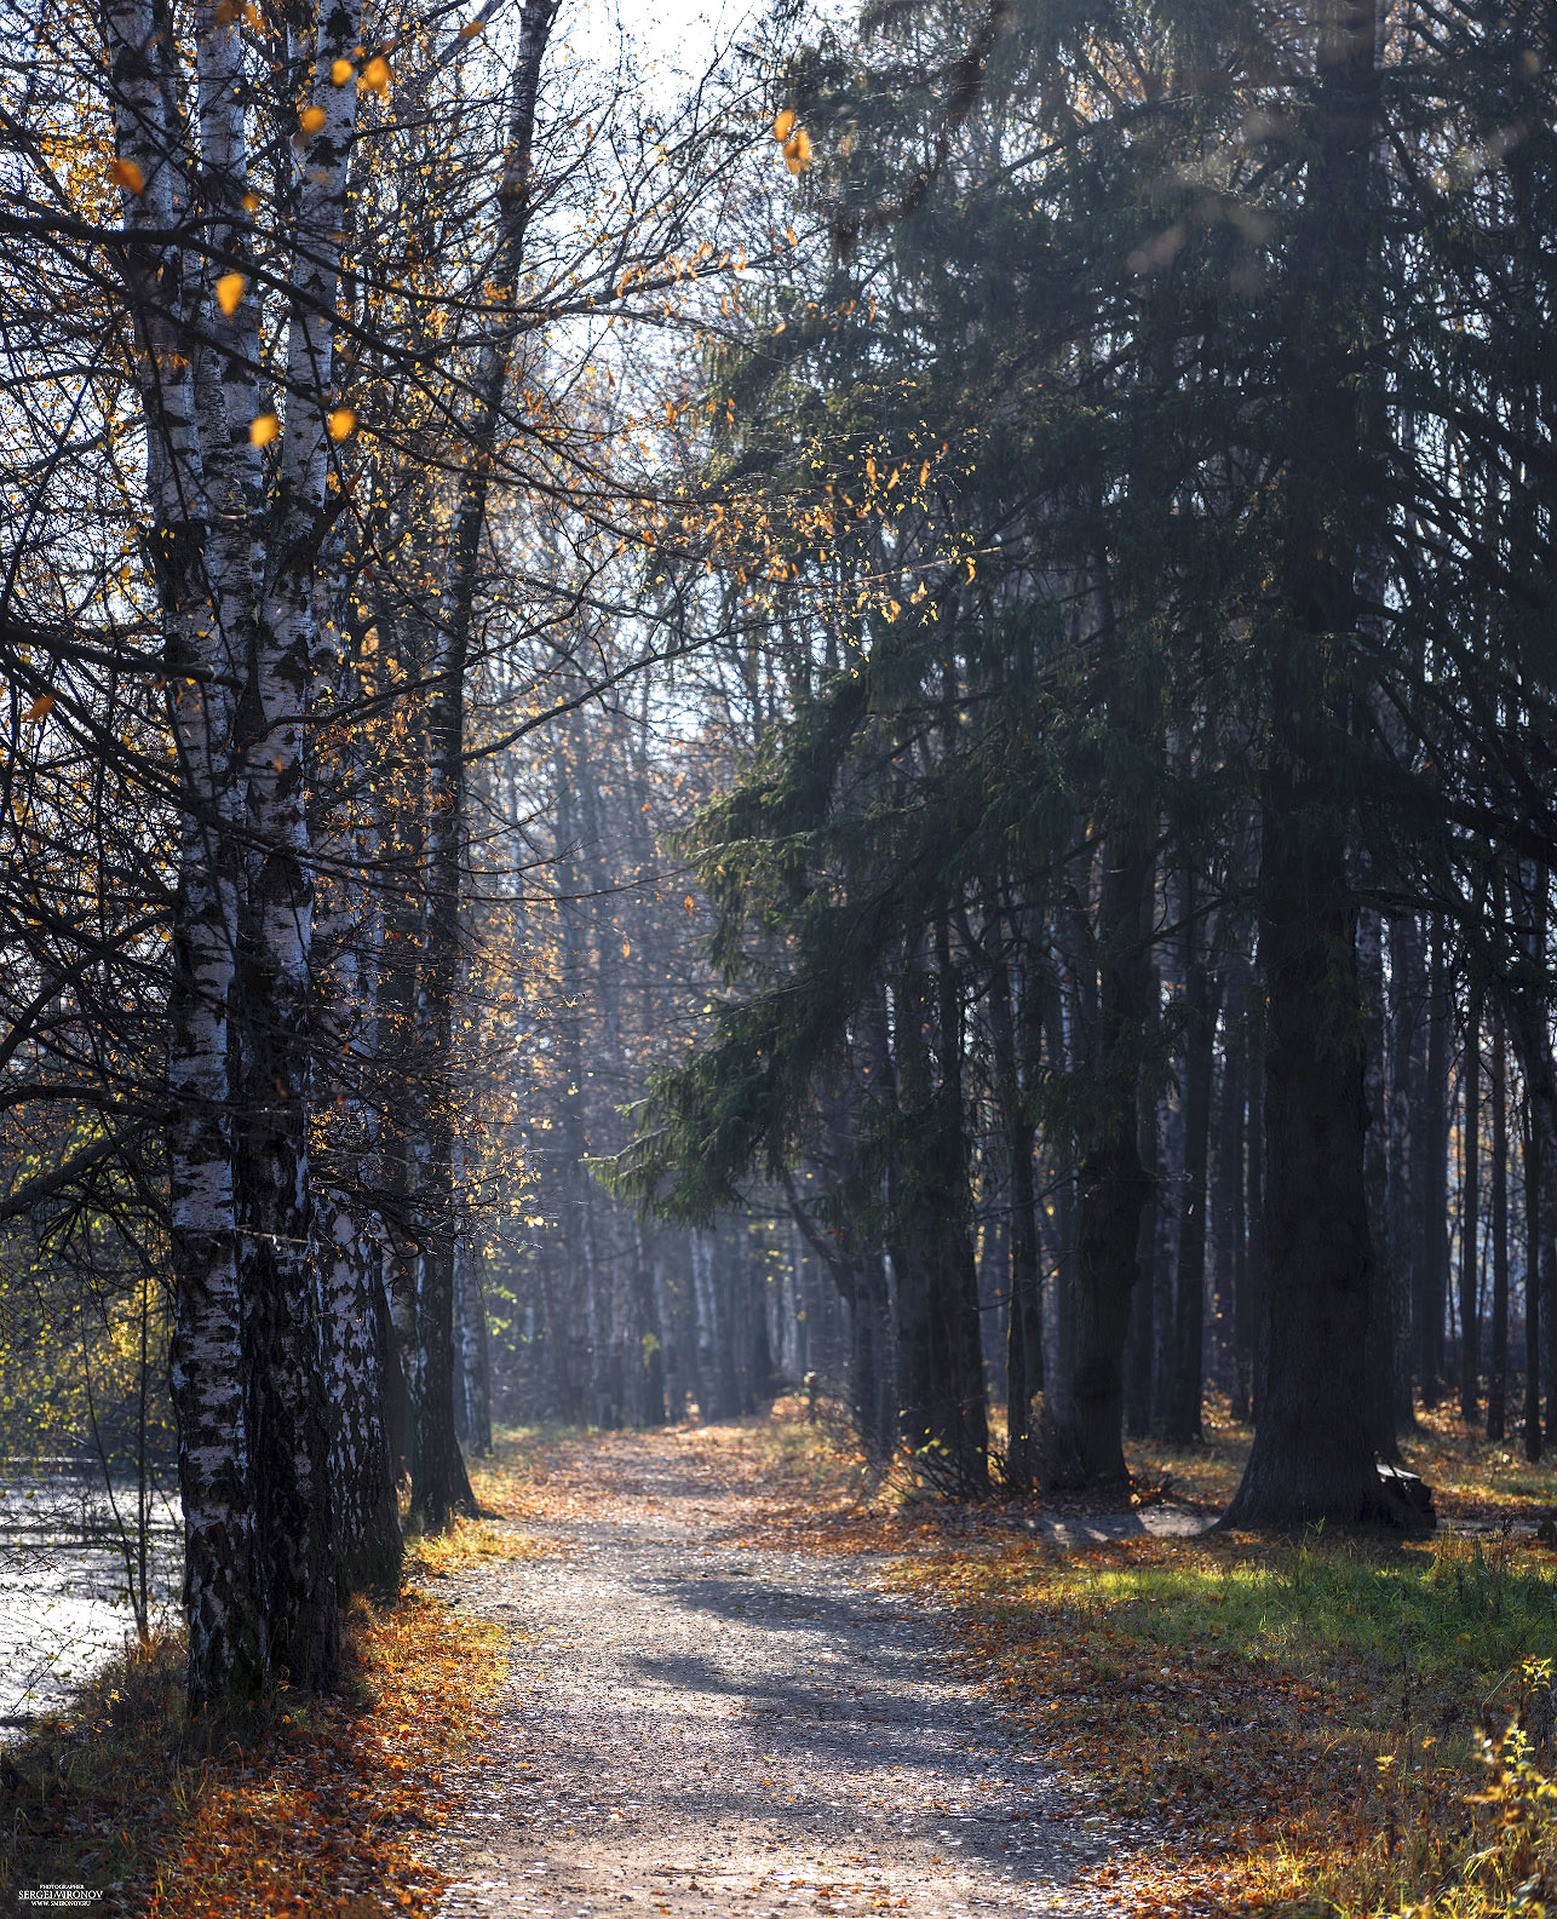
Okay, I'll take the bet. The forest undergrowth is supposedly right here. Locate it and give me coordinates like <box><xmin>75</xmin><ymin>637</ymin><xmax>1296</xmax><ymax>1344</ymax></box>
<box><xmin>8</xmin><ymin>1406</ymin><xmax>1557</xmax><ymax>1916</ymax></box>
<box><xmin>458</xmin><ymin>1399</ymin><xmax>1557</xmax><ymax>1915</ymax></box>
<box><xmin>727</xmin><ymin>1398</ymin><xmax>1557</xmax><ymax>1919</ymax></box>
<box><xmin>0</xmin><ymin>1523</ymin><xmax>534</xmax><ymax>1915</ymax></box>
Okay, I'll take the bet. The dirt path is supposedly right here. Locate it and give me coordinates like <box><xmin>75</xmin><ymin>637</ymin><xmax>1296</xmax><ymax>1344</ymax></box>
<box><xmin>432</xmin><ymin>1429</ymin><xmax>1190</xmax><ymax>1919</ymax></box>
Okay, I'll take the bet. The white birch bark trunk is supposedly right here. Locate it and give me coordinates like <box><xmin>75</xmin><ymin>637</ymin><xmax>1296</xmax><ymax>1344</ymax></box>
<box><xmin>312</xmin><ymin>596</ymin><xmax>403</xmax><ymax>1591</ymax></box>
<box><xmin>235</xmin><ymin>0</ymin><xmax>365</xmax><ymax>1685</ymax></box>
<box><xmin>105</xmin><ymin>0</ymin><xmax>263</xmax><ymax>1710</ymax></box>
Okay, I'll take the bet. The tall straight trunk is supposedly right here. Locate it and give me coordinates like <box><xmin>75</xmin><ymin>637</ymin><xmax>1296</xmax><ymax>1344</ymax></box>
<box><xmin>1224</xmin><ymin>0</ymin><xmax>1402</xmax><ymax>1529</ymax></box>
<box><xmin>1509</xmin><ymin>862</ymin><xmax>1557</xmax><ymax>1458</ymax></box>
<box><xmin>1162</xmin><ymin>879</ymin><xmax>1218</xmax><ymax>1445</ymax></box>
<box><xmin>1230</xmin><ymin>707</ymin><xmax>1383</xmax><ymax>1524</ymax></box>
<box><xmin>1489</xmin><ymin>1012</ymin><xmax>1510</xmax><ymax>1440</ymax></box>
<box><xmin>1050</xmin><ymin>819</ymin><xmax>1156</xmax><ymax>1489</ymax></box>
<box><xmin>1460</xmin><ymin>986</ymin><xmax>1482</xmax><ymax>1424</ymax></box>
<box><xmin>1036</xmin><ymin>937</ymin><xmax>1083</xmax><ymax>1436</ymax></box>
<box><xmin>1211</xmin><ymin>962</ymin><xmax>1248</xmax><ymax>1403</ymax></box>
<box><xmin>1124</xmin><ymin>1072</ymin><xmax>1158</xmax><ymax>1438</ymax></box>
<box><xmin>311</xmin><ymin>601</ymin><xmax>401</xmax><ymax>1593</ymax></box>
<box><xmin>888</xmin><ymin>930</ymin><xmax>989</xmax><ymax>1495</ymax></box>
<box><xmin>1359</xmin><ymin>905</ymin><xmax>1401</xmax><ymax>1459</ymax></box>
<box><xmin>106</xmin><ymin>0</ymin><xmax>264</xmax><ymax>1710</ymax></box>
<box><xmin>377</xmin><ymin>727</ymin><xmax>425</xmax><ymax>1482</ymax></box>
<box><xmin>630</xmin><ymin>1225</ymin><xmax>668</xmax><ymax>1428</ymax></box>
<box><xmin>988</xmin><ymin>940</ymin><xmax>1041</xmax><ymax>1491</ymax></box>
<box><xmin>1420</xmin><ymin>923</ymin><xmax>1450</xmax><ymax>1401</ymax></box>
<box><xmin>452</xmin><ymin>1129</ymin><xmax>494</xmax><ymax>1457</ymax></box>
<box><xmin>1152</xmin><ymin>1041</ymin><xmax>1185</xmax><ymax>1424</ymax></box>
<box><xmin>233</xmin><ymin>0</ymin><xmax>375</xmax><ymax>1685</ymax></box>
<box><xmin>853</xmin><ymin>1253</ymin><xmax>896</xmax><ymax>1464</ymax></box>
<box><xmin>1526</xmin><ymin>1095</ymin><xmax>1542</xmax><ymax>1462</ymax></box>
<box><xmin>1241</xmin><ymin>998</ymin><xmax>1266</xmax><ymax>1424</ymax></box>
<box><xmin>1391</xmin><ymin>915</ymin><xmax>1426</xmax><ymax>1418</ymax></box>
<box><xmin>407</xmin><ymin>696</ymin><xmax>478</xmax><ymax>1523</ymax></box>
<box><xmin>408</xmin><ymin>0</ymin><xmax>556</xmax><ymax>1527</ymax></box>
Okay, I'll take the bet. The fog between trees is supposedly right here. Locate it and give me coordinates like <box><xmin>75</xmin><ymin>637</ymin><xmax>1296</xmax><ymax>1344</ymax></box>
<box><xmin>0</xmin><ymin>0</ymin><xmax>1553</xmax><ymax>1713</ymax></box>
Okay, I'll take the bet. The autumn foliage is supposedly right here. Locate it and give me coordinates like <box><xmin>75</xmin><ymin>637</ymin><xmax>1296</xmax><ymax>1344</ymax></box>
<box><xmin>1</xmin><ymin>1543</ymin><xmax>514</xmax><ymax>1915</ymax></box>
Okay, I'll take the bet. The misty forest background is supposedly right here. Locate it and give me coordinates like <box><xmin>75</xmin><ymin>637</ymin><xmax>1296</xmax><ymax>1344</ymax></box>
<box><xmin>1</xmin><ymin>0</ymin><xmax>1556</xmax><ymax>1711</ymax></box>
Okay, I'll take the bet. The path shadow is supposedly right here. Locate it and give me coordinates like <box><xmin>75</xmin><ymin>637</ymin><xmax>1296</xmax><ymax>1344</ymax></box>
<box><xmin>612</xmin><ymin>1566</ymin><xmax>1137</xmax><ymax>1891</ymax></box>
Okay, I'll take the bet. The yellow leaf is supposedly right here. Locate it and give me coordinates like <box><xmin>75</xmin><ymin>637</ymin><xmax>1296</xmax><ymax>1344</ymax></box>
<box><xmin>359</xmin><ymin>54</ymin><xmax>390</xmax><ymax>96</ymax></box>
<box><xmin>250</xmin><ymin>412</ymin><xmax>280</xmax><ymax>447</ymax></box>
<box><xmin>212</xmin><ymin>0</ymin><xmax>240</xmax><ymax>23</ymax></box>
<box><xmin>242</xmin><ymin>190</ymin><xmax>261</xmax><ymax>212</ymax></box>
<box><xmin>331</xmin><ymin>57</ymin><xmax>354</xmax><ymax>84</ymax></box>
<box><xmin>683</xmin><ymin>894</ymin><xmax>695</xmax><ymax>914</ymax></box>
<box><xmin>300</xmin><ymin>104</ymin><xmax>326</xmax><ymax>134</ymax></box>
<box><xmin>782</xmin><ymin>128</ymin><xmax>813</xmax><ymax>175</ymax></box>
<box><xmin>23</xmin><ymin>693</ymin><xmax>54</xmax><ymax>721</ymax></box>
<box><xmin>459</xmin><ymin>16</ymin><xmax>485</xmax><ymax>35</ymax></box>
<box><xmin>109</xmin><ymin>157</ymin><xmax>145</xmax><ymax>196</ymax></box>
<box><xmin>327</xmin><ymin>407</ymin><xmax>357</xmax><ymax>441</ymax></box>
<box><xmin>215</xmin><ymin>271</ymin><xmax>245</xmax><ymax>316</ymax></box>
<box><xmin>772</xmin><ymin>108</ymin><xmax>796</xmax><ymax>143</ymax></box>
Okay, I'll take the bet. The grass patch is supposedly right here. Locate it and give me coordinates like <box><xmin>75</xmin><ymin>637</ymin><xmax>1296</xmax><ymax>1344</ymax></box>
<box><xmin>1</xmin><ymin>1545</ymin><xmax>511</xmax><ymax>1914</ymax></box>
<box><xmin>892</xmin><ymin>1525</ymin><xmax>1557</xmax><ymax>1915</ymax></box>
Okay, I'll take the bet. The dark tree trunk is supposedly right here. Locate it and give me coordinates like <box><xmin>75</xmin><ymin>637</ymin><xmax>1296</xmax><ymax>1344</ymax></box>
<box><xmin>455</xmin><ymin>1234</ymin><xmax>494</xmax><ymax>1458</ymax></box>
<box><xmin>1049</xmin><ymin>825</ymin><xmax>1156</xmax><ymax>1490</ymax></box>
<box><xmin>1223</xmin><ymin>0</ymin><xmax>1403</xmax><ymax>1530</ymax></box>
<box><xmin>1489</xmin><ymin>1011</ymin><xmax>1509</xmax><ymax>1440</ymax></box>
<box><xmin>989</xmin><ymin>942</ymin><xmax>1042</xmax><ymax>1491</ymax></box>
<box><xmin>1162</xmin><ymin>884</ymin><xmax>1218</xmax><ymax>1446</ymax></box>
<box><xmin>632</xmin><ymin>1228</ymin><xmax>668</xmax><ymax>1427</ymax></box>
<box><xmin>889</xmin><ymin>934</ymin><xmax>989</xmax><ymax>1495</ymax></box>
<box><xmin>1211</xmin><ymin>962</ymin><xmax>1248</xmax><ymax>1405</ymax></box>
<box><xmin>1242</xmin><ymin>1000</ymin><xmax>1266</xmax><ymax>1424</ymax></box>
<box><xmin>1359</xmin><ymin>905</ymin><xmax>1401</xmax><ymax>1460</ymax></box>
<box><xmin>1460</xmin><ymin>987</ymin><xmax>1482</xmax><ymax>1424</ymax></box>
<box><xmin>1124</xmin><ymin>1061</ymin><xmax>1159</xmax><ymax>1439</ymax></box>
<box><xmin>1387</xmin><ymin>917</ymin><xmax>1421</xmax><ymax>1427</ymax></box>
<box><xmin>1509</xmin><ymin>865</ymin><xmax>1557</xmax><ymax>1459</ymax></box>
<box><xmin>1526</xmin><ymin>1095</ymin><xmax>1543</xmax><ymax>1462</ymax></box>
<box><xmin>1420</xmin><ymin>924</ymin><xmax>1450</xmax><ymax>1402</ymax></box>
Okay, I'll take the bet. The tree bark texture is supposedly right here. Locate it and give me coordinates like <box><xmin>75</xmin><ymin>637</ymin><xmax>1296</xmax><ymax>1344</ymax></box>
<box><xmin>1051</xmin><ymin>823</ymin><xmax>1155</xmax><ymax>1489</ymax></box>
<box><xmin>1460</xmin><ymin>987</ymin><xmax>1482</xmax><ymax>1424</ymax></box>
<box><xmin>1223</xmin><ymin>0</ymin><xmax>1403</xmax><ymax>1530</ymax></box>
<box><xmin>1488</xmin><ymin>1011</ymin><xmax>1510</xmax><ymax>1440</ymax></box>
<box><xmin>107</xmin><ymin>0</ymin><xmax>265</xmax><ymax>1710</ymax></box>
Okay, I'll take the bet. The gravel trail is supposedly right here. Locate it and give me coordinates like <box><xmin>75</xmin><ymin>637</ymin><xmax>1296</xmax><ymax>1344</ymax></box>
<box><xmin>434</xmin><ymin>1431</ymin><xmax>1169</xmax><ymax>1919</ymax></box>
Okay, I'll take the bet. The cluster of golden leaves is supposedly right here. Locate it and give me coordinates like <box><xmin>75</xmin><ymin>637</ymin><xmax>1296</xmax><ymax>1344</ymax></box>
<box><xmin>772</xmin><ymin>109</ymin><xmax>813</xmax><ymax>176</ymax></box>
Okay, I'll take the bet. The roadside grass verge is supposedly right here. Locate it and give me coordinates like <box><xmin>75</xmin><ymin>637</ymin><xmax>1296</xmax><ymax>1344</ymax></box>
<box><xmin>711</xmin><ymin>1398</ymin><xmax>1557</xmax><ymax>1914</ymax></box>
<box><xmin>0</xmin><ymin>1522</ymin><xmax>516</xmax><ymax>1915</ymax></box>
<box><xmin>892</xmin><ymin>1525</ymin><xmax>1557</xmax><ymax>1916</ymax></box>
